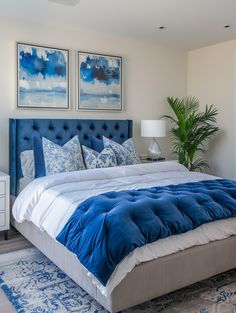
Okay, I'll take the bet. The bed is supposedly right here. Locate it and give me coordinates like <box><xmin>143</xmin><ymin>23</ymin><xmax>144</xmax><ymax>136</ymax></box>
<box><xmin>9</xmin><ymin>118</ymin><xmax>236</xmax><ymax>313</ymax></box>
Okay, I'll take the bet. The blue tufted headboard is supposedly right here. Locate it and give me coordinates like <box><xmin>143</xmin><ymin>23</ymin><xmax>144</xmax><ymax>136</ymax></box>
<box><xmin>9</xmin><ymin>118</ymin><xmax>133</xmax><ymax>196</ymax></box>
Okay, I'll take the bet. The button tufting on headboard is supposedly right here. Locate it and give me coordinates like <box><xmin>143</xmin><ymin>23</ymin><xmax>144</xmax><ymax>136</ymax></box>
<box><xmin>9</xmin><ymin>119</ymin><xmax>133</xmax><ymax>196</ymax></box>
<box><xmin>103</xmin><ymin>124</ymin><xmax>108</xmax><ymax>131</ymax></box>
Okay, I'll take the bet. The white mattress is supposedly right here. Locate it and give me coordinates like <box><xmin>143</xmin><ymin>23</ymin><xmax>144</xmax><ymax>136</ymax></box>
<box><xmin>12</xmin><ymin>162</ymin><xmax>236</xmax><ymax>296</ymax></box>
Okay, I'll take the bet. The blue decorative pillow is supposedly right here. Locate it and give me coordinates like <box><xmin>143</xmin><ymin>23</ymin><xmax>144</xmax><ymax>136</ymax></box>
<box><xmin>89</xmin><ymin>135</ymin><xmax>104</xmax><ymax>153</ymax></box>
<box><xmin>82</xmin><ymin>146</ymin><xmax>117</xmax><ymax>169</ymax></box>
<box><xmin>89</xmin><ymin>135</ymin><xmax>119</xmax><ymax>152</ymax></box>
<box><xmin>42</xmin><ymin>136</ymin><xmax>85</xmax><ymax>176</ymax></box>
<box><xmin>103</xmin><ymin>137</ymin><xmax>140</xmax><ymax>166</ymax></box>
<box><xmin>33</xmin><ymin>136</ymin><xmax>46</xmax><ymax>178</ymax></box>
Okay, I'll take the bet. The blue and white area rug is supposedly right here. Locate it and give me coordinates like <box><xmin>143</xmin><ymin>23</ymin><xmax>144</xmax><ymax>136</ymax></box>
<box><xmin>0</xmin><ymin>248</ymin><xmax>236</xmax><ymax>313</ymax></box>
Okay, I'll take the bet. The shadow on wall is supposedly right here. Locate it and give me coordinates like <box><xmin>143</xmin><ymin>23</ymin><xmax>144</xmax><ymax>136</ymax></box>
<box><xmin>206</xmin><ymin>131</ymin><xmax>226</xmax><ymax>176</ymax></box>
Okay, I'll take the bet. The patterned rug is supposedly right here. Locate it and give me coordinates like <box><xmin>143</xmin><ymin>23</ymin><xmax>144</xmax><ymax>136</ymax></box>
<box><xmin>0</xmin><ymin>248</ymin><xmax>236</xmax><ymax>313</ymax></box>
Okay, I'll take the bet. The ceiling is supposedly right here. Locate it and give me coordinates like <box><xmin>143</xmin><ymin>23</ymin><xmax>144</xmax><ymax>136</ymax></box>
<box><xmin>1</xmin><ymin>0</ymin><xmax>236</xmax><ymax>50</ymax></box>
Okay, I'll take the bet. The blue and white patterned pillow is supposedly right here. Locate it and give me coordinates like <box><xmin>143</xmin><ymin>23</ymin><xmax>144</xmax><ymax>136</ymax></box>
<box><xmin>42</xmin><ymin>136</ymin><xmax>85</xmax><ymax>176</ymax></box>
<box><xmin>103</xmin><ymin>137</ymin><xmax>140</xmax><ymax>166</ymax></box>
<box><xmin>82</xmin><ymin>146</ymin><xmax>117</xmax><ymax>169</ymax></box>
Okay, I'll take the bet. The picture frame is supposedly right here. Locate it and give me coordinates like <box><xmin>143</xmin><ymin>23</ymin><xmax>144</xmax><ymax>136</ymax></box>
<box><xmin>17</xmin><ymin>42</ymin><xmax>70</xmax><ymax>110</ymax></box>
<box><xmin>77</xmin><ymin>51</ymin><xmax>123</xmax><ymax>111</ymax></box>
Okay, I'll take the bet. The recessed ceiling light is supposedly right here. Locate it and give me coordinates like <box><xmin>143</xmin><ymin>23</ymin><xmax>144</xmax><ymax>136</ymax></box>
<box><xmin>158</xmin><ymin>26</ymin><xmax>166</xmax><ymax>30</ymax></box>
<box><xmin>48</xmin><ymin>0</ymin><xmax>80</xmax><ymax>6</ymax></box>
<box><xmin>224</xmin><ymin>24</ymin><xmax>231</xmax><ymax>29</ymax></box>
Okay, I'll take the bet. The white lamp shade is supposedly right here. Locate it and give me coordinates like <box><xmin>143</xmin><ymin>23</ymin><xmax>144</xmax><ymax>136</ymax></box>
<box><xmin>141</xmin><ymin>120</ymin><xmax>166</xmax><ymax>138</ymax></box>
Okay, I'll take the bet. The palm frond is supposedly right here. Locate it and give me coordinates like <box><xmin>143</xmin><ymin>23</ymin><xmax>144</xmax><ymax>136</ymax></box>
<box><xmin>162</xmin><ymin>114</ymin><xmax>178</xmax><ymax>124</ymax></box>
<box><xmin>195</xmin><ymin>105</ymin><xmax>218</xmax><ymax>124</ymax></box>
<box><xmin>183</xmin><ymin>96</ymin><xmax>199</xmax><ymax>114</ymax></box>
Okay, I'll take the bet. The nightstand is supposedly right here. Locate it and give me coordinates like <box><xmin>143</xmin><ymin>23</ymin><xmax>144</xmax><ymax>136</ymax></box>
<box><xmin>140</xmin><ymin>157</ymin><xmax>178</xmax><ymax>164</ymax></box>
<box><xmin>140</xmin><ymin>157</ymin><xmax>166</xmax><ymax>163</ymax></box>
<box><xmin>0</xmin><ymin>171</ymin><xmax>10</xmax><ymax>240</ymax></box>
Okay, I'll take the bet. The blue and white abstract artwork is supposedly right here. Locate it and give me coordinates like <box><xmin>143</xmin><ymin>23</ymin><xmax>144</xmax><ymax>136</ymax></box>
<box><xmin>78</xmin><ymin>52</ymin><xmax>122</xmax><ymax>111</ymax></box>
<box><xmin>17</xmin><ymin>43</ymin><xmax>69</xmax><ymax>109</ymax></box>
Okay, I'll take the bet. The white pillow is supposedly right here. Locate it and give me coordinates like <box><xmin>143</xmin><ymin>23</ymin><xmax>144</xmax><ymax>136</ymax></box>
<box><xmin>20</xmin><ymin>150</ymin><xmax>35</xmax><ymax>178</ymax></box>
<box><xmin>18</xmin><ymin>177</ymin><xmax>34</xmax><ymax>193</ymax></box>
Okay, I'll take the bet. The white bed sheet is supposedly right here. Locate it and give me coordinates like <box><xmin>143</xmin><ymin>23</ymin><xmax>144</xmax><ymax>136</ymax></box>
<box><xmin>18</xmin><ymin>177</ymin><xmax>34</xmax><ymax>193</ymax></box>
<box><xmin>12</xmin><ymin>161</ymin><xmax>236</xmax><ymax>296</ymax></box>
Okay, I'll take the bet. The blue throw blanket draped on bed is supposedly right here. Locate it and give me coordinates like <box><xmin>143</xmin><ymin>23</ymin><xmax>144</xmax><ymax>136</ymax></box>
<box><xmin>56</xmin><ymin>179</ymin><xmax>236</xmax><ymax>286</ymax></box>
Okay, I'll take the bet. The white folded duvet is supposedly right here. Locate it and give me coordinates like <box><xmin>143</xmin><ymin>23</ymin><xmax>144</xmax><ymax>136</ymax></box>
<box><xmin>12</xmin><ymin>161</ymin><xmax>236</xmax><ymax>296</ymax></box>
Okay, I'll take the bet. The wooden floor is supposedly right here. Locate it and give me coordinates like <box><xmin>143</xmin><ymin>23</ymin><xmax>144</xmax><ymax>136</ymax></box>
<box><xmin>0</xmin><ymin>228</ymin><xmax>32</xmax><ymax>313</ymax></box>
<box><xmin>0</xmin><ymin>228</ymin><xmax>32</xmax><ymax>255</ymax></box>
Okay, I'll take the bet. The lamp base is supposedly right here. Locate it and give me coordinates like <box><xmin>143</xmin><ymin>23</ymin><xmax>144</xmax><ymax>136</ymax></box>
<box><xmin>147</xmin><ymin>138</ymin><xmax>162</xmax><ymax>160</ymax></box>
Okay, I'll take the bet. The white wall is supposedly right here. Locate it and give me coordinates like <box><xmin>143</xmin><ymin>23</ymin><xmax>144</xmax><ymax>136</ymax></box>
<box><xmin>0</xmin><ymin>17</ymin><xmax>187</xmax><ymax>173</ymax></box>
<box><xmin>188</xmin><ymin>40</ymin><xmax>236</xmax><ymax>178</ymax></box>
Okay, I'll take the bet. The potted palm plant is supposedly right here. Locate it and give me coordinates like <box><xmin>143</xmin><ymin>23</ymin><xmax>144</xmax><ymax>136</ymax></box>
<box><xmin>163</xmin><ymin>96</ymin><xmax>219</xmax><ymax>171</ymax></box>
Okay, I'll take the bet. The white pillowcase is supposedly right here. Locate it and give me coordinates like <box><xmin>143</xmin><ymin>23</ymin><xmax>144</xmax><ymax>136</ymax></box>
<box><xmin>18</xmin><ymin>177</ymin><xmax>34</xmax><ymax>193</ymax></box>
<box><xmin>20</xmin><ymin>150</ymin><xmax>35</xmax><ymax>178</ymax></box>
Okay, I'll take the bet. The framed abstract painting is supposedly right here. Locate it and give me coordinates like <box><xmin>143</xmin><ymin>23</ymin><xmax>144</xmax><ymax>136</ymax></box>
<box><xmin>77</xmin><ymin>51</ymin><xmax>122</xmax><ymax>111</ymax></box>
<box><xmin>17</xmin><ymin>43</ymin><xmax>69</xmax><ymax>109</ymax></box>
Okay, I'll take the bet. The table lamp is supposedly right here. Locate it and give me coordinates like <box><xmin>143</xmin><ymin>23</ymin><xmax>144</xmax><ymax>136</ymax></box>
<box><xmin>141</xmin><ymin>120</ymin><xmax>166</xmax><ymax>160</ymax></box>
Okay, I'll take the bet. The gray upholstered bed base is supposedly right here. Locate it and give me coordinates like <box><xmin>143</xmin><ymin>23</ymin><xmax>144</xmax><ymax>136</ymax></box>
<box><xmin>12</xmin><ymin>218</ymin><xmax>236</xmax><ymax>313</ymax></box>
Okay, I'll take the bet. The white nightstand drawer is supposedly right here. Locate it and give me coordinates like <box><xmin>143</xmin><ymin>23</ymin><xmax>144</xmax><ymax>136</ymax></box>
<box><xmin>0</xmin><ymin>212</ymin><xmax>6</xmax><ymax>227</ymax></box>
<box><xmin>0</xmin><ymin>172</ymin><xmax>9</xmax><ymax>236</ymax></box>
<box><xmin>0</xmin><ymin>197</ymin><xmax>5</xmax><ymax>211</ymax></box>
<box><xmin>0</xmin><ymin>181</ymin><xmax>5</xmax><ymax>195</ymax></box>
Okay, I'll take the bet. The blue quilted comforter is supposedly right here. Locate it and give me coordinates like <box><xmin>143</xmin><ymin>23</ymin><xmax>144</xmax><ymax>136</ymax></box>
<box><xmin>56</xmin><ymin>179</ymin><xmax>236</xmax><ymax>286</ymax></box>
